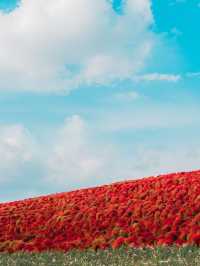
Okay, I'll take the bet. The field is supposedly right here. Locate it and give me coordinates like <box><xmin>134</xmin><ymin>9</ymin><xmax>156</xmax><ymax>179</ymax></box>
<box><xmin>0</xmin><ymin>246</ymin><xmax>200</xmax><ymax>266</ymax></box>
<box><xmin>0</xmin><ymin>170</ymin><xmax>199</xmax><ymax>263</ymax></box>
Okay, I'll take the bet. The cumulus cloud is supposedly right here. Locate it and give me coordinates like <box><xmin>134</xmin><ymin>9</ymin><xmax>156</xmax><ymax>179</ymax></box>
<box><xmin>1</xmin><ymin>114</ymin><xmax>200</xmax><ymax>201</ymax></box>
<box><xmin>44</xmin><ymin>115</ymin><xmax>116</xmax><ymax>187</ymax></box>
<box><xmin>0</xmin><ymin>124</ymin><xmax>35</xmax><ymax>183</ymax></box>
<box><xmin>0</xmin><ymin>0</ymin><xmax>155</xmax><ymax>92</ymax></box>
<box><xmin>125</xmin><ymin>145</ymin><xmax>200</xmax><ymax>180</ymax></box>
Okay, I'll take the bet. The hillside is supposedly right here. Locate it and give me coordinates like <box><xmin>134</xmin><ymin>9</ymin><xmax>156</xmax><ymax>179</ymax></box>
<box><xmin>0</xmin><ymin>170</ymin><xmax>200</xmax><ymax>253</ymax></box>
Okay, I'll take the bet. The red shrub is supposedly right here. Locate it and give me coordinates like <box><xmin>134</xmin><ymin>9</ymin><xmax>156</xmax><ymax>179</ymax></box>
<box><xmin>0</xmin><ymin>170</ymin><xmax>199</xmax><ymax>253</ymax></box>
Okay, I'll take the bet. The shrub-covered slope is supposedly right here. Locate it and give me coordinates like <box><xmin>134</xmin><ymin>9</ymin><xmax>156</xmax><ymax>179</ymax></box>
<box><xmin>0</xmin><ymin>170</ymin><xmax>200</xmax><ymax>253</ymax></box>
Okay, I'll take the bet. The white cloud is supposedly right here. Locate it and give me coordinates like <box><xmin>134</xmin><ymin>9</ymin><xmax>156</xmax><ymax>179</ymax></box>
<box><xmin>44</xmin><ymin>115</ymin><xmax>111</xmax><ymax>186</ymax></box>
<box><xmin>125</xmin><ymin>145</ymin><xmax>200</xmax><ymax>180</ymax></box>
<box><xmin>133</xmin><ymin>73</ymin><xmax>181</xmax><ymax>82</ymax></box>
<box><xmin>0</xmin><ymin>0</ymin><xmax>155</xmax><ymax>92</ymax></box>
<box><xmin>0</xmin><ymin>117</ymin><xmax>121</xmax><ymax>192</ymax></box>
<box><xmin>0</xmin><ymin>124</ymin><xmax>35</xmax><ymax>183</ymax></box>
<box><xmin>42</xmin><ymin>114</ymin><xmax>200</xmax><ymax>188</ymax></box>
<box><xmin>114</xmin><ymin>91</ymin><xmax>140</xmax><ymax>101</ymax></box>
<box><xmin>1</xmin><ymin>114</ymin><xmax>200</xmax><ymax>201</ymax></box>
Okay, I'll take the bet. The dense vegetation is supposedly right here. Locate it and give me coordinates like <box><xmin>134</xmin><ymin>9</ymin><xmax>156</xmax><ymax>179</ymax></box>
<box><xmin>0</xmin><ymin>170</ymin><xmax>199</xmax><ymax>253</ymax></box>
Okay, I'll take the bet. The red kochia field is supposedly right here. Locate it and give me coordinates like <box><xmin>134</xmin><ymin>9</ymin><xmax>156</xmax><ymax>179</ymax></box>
<box><xmin>0</xmin><ymin>170</ymin><xmax>200</xmax><ymax>253</ymax></box>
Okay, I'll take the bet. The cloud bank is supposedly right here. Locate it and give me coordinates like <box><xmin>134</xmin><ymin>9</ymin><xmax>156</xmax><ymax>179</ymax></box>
<box><xmin>0</xmin><ymin>0</ymin><xmax>155</xmax><ymax>92</ymax></box>
<box><xmin>1</xmin><ymin>112</ymin><xmax>200</xmax><ymax>202</ymax></box>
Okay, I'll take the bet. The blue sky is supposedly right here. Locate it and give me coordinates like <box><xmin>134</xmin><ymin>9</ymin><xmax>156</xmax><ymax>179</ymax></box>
<box><xmin>0</xmin><ymin>0</ymin><xmax>200</xmax><ymax>203</ymax></box>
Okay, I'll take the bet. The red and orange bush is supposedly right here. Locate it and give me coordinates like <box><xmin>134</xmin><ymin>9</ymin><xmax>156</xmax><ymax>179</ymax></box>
<box><xmin>0</xmin><ymin>170</ymin><xmax>200</xmax><ymax>253</ymax></box>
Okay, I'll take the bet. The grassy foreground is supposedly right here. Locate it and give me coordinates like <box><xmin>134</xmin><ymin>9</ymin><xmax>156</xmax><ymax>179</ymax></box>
<box><xmin>0</xmin><ymin>246</ymin><xmax>199</xmax><ymax>266</ymax></box>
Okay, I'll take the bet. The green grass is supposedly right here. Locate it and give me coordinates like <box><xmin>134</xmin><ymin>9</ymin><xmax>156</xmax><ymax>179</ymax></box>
<box><xmin>0</xmin><ymin>246</ymin><xmax>199</xmax><ymax>266</ymax></box>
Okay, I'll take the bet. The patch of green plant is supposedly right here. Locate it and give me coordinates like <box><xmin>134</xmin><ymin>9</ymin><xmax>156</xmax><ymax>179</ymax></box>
<box><xmin>0</xmin><ymin>245</ymin><xmax>199</xmax><ymax>266</ymax></box>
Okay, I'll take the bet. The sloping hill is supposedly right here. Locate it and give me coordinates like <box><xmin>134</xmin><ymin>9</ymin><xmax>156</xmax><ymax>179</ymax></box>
<box><xmin>0</xmin><ymin>170</ymin><xmax>200</xmax><ymax>253</ymax></box>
